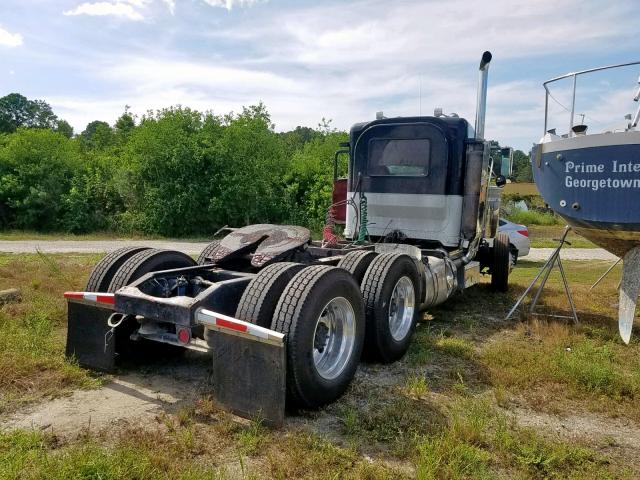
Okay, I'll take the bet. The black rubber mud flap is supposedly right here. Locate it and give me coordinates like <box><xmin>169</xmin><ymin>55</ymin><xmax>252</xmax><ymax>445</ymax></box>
<box><xmin>209</xmin><ymin>331</ymin><xmax>285</xmax><ymax>427</ymax></box>
<box><xmin>66</xmin><ymin>300</ymin><xmax>118</xmax><ymax>372</ymax></box>
<box><xmin>199</xmin><ymin>309</ymin><xmax>286</xmax><ymax>428</ymax></box>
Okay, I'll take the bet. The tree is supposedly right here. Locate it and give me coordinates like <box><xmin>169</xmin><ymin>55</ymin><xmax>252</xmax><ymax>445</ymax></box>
<box><xmin>119</xmin><ymin>104</ymin><xmax>290</xmax><ymax>235</ymax></box>
<box><xmin>81</xmin><ymin>120</ymin><xmax>114</xmax><ymax>149</ymax></box>
<box><xmin>0</xmin><ymin>128</ymin><xmax>81</xmax><ymax>230</ymax></box>
<box><xmin>283</xmin><ymin>131</ymin><xmax>348</xmax><ymax>229</ymax></box>
<box><xmin>55</xmin><ymin>119</ymin><xmax>74</xmax><ymax>138</ymax></box>
<box><xmin>317</xmin><ymin>117</ymin><xmax>336</xmax><ymax>135</ymax></box>
<box><xmin>512</xmin><ymin>149</ymin><xmax>533</xmax><ymax>182</ymax></box>
<box><xmin>0</xmin><ymin>99</ymin><xmax>354</xmax><ymax>235</ymax></box>
<box><xmin>279</xmin><ymin>126</ymin><xmax>319</xmax><ymax>154</ymax></box>
<box><xmin>115</xmin><ymin>106</ymin><xmax>135</xmax><ymax>139</ymax></box>
<box><xmin>0</xmin><ymin>93</ymin><xmax>58</xmax><ymax>133</ymax></box>
<box><xmin>209</xmin><ymin>104</ymin><xmax>288</xmax><ymax>229</ymax></box>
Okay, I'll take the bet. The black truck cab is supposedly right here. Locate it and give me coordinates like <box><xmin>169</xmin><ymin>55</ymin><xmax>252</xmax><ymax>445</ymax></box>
<box><xmin>334</xmin><ymin>116</ymin><xmax>489</xmax><ymax>249</ymax></box>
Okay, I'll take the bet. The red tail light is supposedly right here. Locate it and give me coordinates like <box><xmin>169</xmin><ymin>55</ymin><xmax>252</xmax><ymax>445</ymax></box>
<box><xmin>517</xmin><ymin>229</ymin><xmax>529</xmax><ymax>237</ymax></box>
<box><xmin>177</xmin><ymin>327</ymin><xmax>191</xmax><ymax>344</ymax></box>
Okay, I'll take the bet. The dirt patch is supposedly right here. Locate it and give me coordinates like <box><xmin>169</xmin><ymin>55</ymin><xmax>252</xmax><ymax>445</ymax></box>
<box><xmin>508</xmin><ymin>405</ymin><xmax>640</xmax><ymax>452</ymax></box>
<box><xmin>1</xmin><ymin>354</ymin><xmax>210</xmax><ymax>437</ymax></box>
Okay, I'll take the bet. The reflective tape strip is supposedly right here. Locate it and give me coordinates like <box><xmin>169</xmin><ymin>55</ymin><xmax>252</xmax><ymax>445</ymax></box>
<box><xmin>195</xmin><ymin>308</ymin><xmax>284</xmax><ymax>345</ymax></box>
<box><xmin>215</xmin><ymin>317</ymin><xmax>249</xmax><ymax>334</ymax></box>
<box><xmin>64</xmin><ymin>291</ymin><xmax>115</xmax><ymax>305</ymax></box>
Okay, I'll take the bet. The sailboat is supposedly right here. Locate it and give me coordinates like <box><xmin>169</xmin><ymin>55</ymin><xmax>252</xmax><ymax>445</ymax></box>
<box><xmin>531</xmin><ymin>61</ymin><xmax>640</xmax><ymax>343</ymax></box>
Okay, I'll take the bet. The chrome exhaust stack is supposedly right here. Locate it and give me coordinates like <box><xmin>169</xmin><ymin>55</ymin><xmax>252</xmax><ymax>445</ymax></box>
<box><xmin>474</xmin><ymin>51</ymin><xmax>492</xmax><ymax>140</ymax></box>
<box><xmin>460</xmin><ymin>51</ymin><xmax>493</xmax><ymax>265</ymax></box>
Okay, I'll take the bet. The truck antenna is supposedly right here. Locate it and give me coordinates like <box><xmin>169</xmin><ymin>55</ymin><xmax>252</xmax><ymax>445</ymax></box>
<box><xmin>419</xmin><ymin>76</ymin><xmax>422</xmax><ymax>116</ymax></box>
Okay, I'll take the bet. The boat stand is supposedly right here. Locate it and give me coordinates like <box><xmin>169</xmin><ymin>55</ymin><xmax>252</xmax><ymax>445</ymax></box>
<box><xmin>506</xmin><ymin>226</ymin><xmax>579</xmax><ymax>324</ymax></box>
<box><xmin>589</xmin><ymin>258</ymin><xmax>622</xmax><ymax>291</ymax></box>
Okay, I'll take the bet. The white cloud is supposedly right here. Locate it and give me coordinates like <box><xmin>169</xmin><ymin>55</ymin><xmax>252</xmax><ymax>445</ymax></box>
<box><xmin>63</xmin><ymin>1</ymin><xmax>146</xmax><ymax>21</ymax></box>
<box><xmin>0</xmin><ymin>26</ymin><xmax>23</xmax><ymax>47</ymax></box>
<box><xmin>61</xmin><ymin>0</ymin><xmax>231</xmax><ymax>20</ymax></box>
<box><xmin>162</xmin><ymin>0</ymin><xmax>175</xmax><ymax>14</ymax></box>
<box><xmin>202</xmin><ymin>0</ymin><xmax>264</xmax><ymax>11</ymax></box>
<box><xmin>221</xmin><ymin>0</ymin><xmax>635</xmax><ymax>68</ymax></box>
<box><xmin>46</xmin><ymin>0</ymin><xmax>638</xmax><ymax>150</ymax></box>
<box><xmin>195</xmin><ymin>0</ymin><xmax>637</xmax><ymax>148</ymax></box>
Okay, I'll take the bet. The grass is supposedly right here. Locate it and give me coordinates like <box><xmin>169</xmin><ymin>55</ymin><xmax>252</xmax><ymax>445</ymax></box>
<box><xmin>503</xmin><ymin>183</ymin><xmax>540</xmax><ymax>196</ymax></box>
<box><xmin>506</xmin><ymin>208</ymin><xmax>561</xmax><ymax>227</ymax></box>
<box><xmin>0</xmin><ymin>230</ymin><xmax>142</xmax><ymax>241</ymax></box>
<box><xmin>0</xmin><ymin>423</ymin><xmax>405</xmax><ymax>479</ymax></box>
<box><xmin>0</xmin><ymin>428</ymin><xmax>203</xmax><ymax>479</ymax></box>
<box><xmin>527</xmin><ymin>225</ymin><xmax>597</xmax><ymax>248</ymax></box>
<box><xmin>485</xmin><ymin>327</ymin><xmax>640</xmax><ymax>399</ymax></box>
<box><xmin>0</xmin><ymin>253</ymin><xmax>103</xmax><ymax>413</ymax></box>
<box><xmin>414</xmin><ymin>398</ymin><xmax>618</xmax><ymax>480</ymax></box>
<box><xmin>404</xmin><ymin>374</ymin><xmax>429</xmax><ymax>397</ymax></box>
<box><xmin>338</xmin><ymin>394</ymin><xmax>623</xmax><ymax>479</ymax></box>
<box><xmin>0</xmin><ymin>253</ymin><xmax>639</xmax><ymax>478</ymax></box>
<box><xmin>481</xmin><ymin>260</ymin><xmax>640</xmax><ymax>420</ymax></box>
<box><xmin>0</xmin><ymin>230</ymin><xmax>219</xmax><ymax>242</ymax></box>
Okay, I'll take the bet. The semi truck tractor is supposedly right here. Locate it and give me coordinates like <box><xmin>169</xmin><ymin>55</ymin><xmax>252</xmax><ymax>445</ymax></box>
<box><xmin>64</xmin><ymin>51</ymin><xmax>509</xmax><ymax>425</ymax></box>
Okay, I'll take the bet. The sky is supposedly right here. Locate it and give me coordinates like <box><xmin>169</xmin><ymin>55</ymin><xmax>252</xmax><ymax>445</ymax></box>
<box><xmin>1</xmin><ymin>0</ymin><xmax>639</xmax><ymax>150</ymax></box>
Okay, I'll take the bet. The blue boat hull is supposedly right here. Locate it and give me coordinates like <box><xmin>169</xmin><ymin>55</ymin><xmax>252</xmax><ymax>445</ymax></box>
<box><xmin>532</xmin><ymin>134</ymin><xmax>640</xmax><ymax>257</ymax></box>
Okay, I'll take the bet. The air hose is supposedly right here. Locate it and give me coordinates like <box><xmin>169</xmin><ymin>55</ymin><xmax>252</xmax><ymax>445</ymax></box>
<box><xmin>357</xmin><ymin>194</ymin><xmax>368</xmax><ymax>243</ymax></box>
<box><xmin>322</xmin><ymin>203</ymin><xmax>339</xmax><ymax>247</ymax></box>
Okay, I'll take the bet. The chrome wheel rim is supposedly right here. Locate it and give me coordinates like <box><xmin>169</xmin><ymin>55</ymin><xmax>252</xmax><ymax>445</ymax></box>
<box><xmin>312</xmin><ymin>297</ymin><xmax>356</xmax><ymax>380</ymax></box>
<box><xmin>389</xmin><ymin>276</ymin><xmax>415</xmax><ymax>341</ymax></box>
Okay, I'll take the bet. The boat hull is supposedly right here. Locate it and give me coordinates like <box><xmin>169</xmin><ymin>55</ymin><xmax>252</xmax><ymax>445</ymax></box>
<box><xmin>532</xmin><ymin>131</ymin><xmax>640</xmax><ymax>257</ymax></box>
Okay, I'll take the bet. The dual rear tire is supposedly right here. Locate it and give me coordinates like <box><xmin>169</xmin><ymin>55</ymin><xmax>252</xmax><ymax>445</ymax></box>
<box><xmin>337</xmin><ymin>250</ymin><xmax>421</xmax><ymax>362</ymax></box>
<box><xmin>85</xmin><ymin>246</ymin><xmax>150</xmax><ymax>292</ymax></box>
<box><xmin>85</xmin><ymin>247</ymin><xmax>197</xmax><ymax>293</ymax></box>
<box><xmin>84</xmin><ymin>248</ymin><xmax>198</xmax><ymax>361</ymax></box>
<box><xmin>237</xmin><ymin>263</ymin><xmax>365</xmax><ymax>409</ymax></box>
<box><xmin>236</xmin><ymin>252</ymin><xmax>421</xmax><ymax>408</ymax></box>
<box><xmin>361</xmin><ymin>253</ymin><xmax>420</xmax><ymax>363</ymax></box>
<box><xmin>272</xmin><ymin>266</ymin><xmax>365</xmax><ymax>408</ymax></box>
<box><xmin>107</xmin><ymin>249</ymin><xmax>196</xmax><ymax>292</ymax></box>
<box><xmin>337</xmin><ymin>250</ymin><xmax>378</xmax><ymax>284</ymax></box>
<box><xmin>197</xmin><ymin>240</ymin><xmax>220</xmax><ymax>265</ymax></box>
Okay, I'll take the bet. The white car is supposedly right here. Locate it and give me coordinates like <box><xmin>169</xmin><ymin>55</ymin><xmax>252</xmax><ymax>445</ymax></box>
<box><xmin>498</xmin><ymin>218</ymin><xmax>530</xmax><ymax>263</ymax></box>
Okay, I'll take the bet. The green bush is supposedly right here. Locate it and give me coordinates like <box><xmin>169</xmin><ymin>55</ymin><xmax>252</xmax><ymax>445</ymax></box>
<box><xmin>119</xmin><ymin>106</ymin><xmax>213</xmax><ymax>235</ymax></box>
<box><xmin>506</xmin><ymin>208</ymin><xmax>561</xmax><ymax>226</ymax></box>
<box><xmin>0</xmin><ymin>102</ymin><xmax>351</xmax><ymax>236</ymax></box>
<box><xmin>118</xmin><ymin>105</ymin><xmax>292</xmax><ymax>236</ymax></box>
<box><xmin>0</xmin><ymin>129</ymin><xmax>81</xmax><ymax>230</ymax></box>
<box><xmin>283</xmin><ymin>132</ymin><xmax>348</xmax><ymax>230</ymax></box>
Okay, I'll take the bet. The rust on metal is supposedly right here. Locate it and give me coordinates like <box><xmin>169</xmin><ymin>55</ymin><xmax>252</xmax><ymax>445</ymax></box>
<box><xmin>203</xmin><ymin>224</ymin><xmax>311</xmax><ymax>267</ymax></box>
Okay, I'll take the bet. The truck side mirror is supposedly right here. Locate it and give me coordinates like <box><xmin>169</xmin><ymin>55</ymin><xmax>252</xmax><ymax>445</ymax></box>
<box><xmin>495</xmin><ymin>175</ymin><xmax>507</xmax><ymax>187</ymax></box>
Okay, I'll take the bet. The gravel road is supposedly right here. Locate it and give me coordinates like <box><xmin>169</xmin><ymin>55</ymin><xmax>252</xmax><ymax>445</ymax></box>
<box><xmin>0</xmin><ymin>240</ymin><xmax>620</xmax><ymax>261</ymax></box>
<box><xmin>0</xmin><ymin>240</ymin><xmax>210</xmax><ymax>255</ymax></box>
<box><xmin>524</xmin><ymin>248</ymin><xmax>618</xmax><ymax>262</ymax></box>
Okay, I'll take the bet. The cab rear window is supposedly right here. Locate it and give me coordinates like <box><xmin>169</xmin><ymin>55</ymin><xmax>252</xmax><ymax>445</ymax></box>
<box><xmin>368</xmin><ymin>138</ymin><xmax>430</xmax><ymax>176</ymax></box>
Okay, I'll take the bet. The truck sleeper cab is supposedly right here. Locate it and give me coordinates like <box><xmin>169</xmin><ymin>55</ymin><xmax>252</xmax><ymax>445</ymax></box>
<box><xmin>342</xmin><ymin>116</ymin><xmax>479</xmax><ymax>248</ymax></box>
